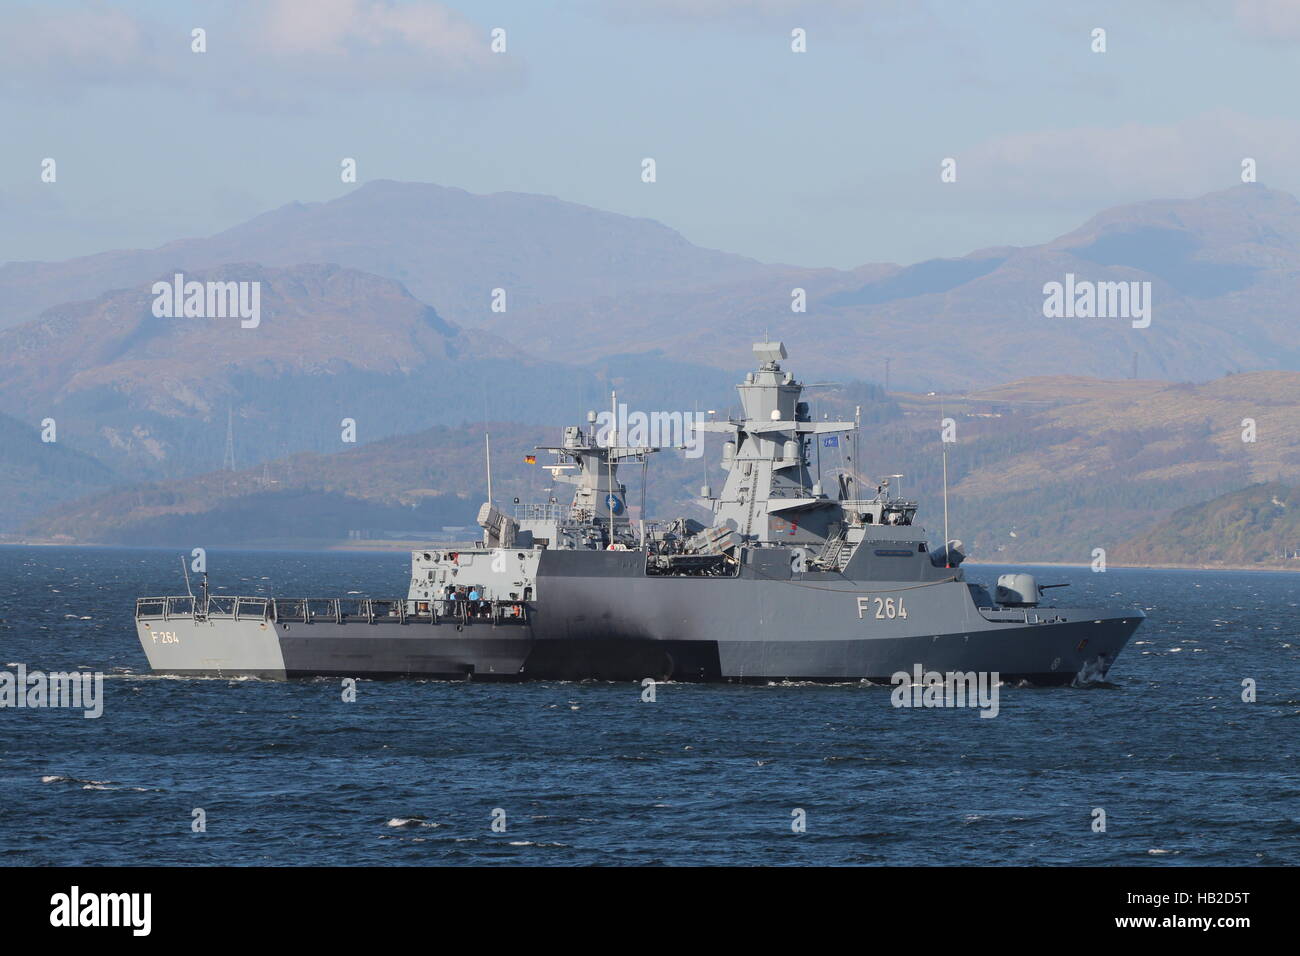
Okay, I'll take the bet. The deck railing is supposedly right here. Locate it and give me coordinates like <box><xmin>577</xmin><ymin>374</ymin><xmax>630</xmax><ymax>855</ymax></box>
<box><xmin>135</xmin><ymin>595</ymin><xmax>529</xmax><ymax>627</ymax></box>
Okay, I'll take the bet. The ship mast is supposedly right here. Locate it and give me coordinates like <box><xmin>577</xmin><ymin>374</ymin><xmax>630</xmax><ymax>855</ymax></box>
<box><xmin>940</xmin><ymin>400</ymin><xmax>950</xmax><ymax>567</ymax></box>
<box><xmin>608</xmin><ymin>389</ymin><xmax>616</xmax><ymax>545</ymax></box>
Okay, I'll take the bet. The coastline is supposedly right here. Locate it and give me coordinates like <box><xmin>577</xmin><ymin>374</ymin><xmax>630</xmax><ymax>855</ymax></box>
<box><xmin>963</xmin><ymin>558</ymin><xmax>1300</xmax><ymax>573</ymax></box>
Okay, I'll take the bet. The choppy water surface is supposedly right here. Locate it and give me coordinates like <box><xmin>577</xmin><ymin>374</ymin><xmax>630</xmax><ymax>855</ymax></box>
<box><xmin>0</xmin><ymin>546</ymin><xmax>1296</xmax><ymax>865</ymax></box>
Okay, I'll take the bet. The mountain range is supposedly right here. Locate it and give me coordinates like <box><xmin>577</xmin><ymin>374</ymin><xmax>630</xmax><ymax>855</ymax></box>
<box><xmin>3</xmin><ymin>179</ymin><xmax>1299</xmax><ymax>565</ymax></box>
<box><xmin>0</xmin><ymin>180</ymin><xmax>771</xmax><ymax>331</ymax></box>
<box><xmin>5</xmin><ymin>180</ymin><xmax>1300</xmax><ymax>394</ymax></box>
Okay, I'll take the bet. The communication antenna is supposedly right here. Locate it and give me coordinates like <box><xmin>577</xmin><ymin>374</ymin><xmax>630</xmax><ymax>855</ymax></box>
<box><xmin>608</xmin><ymin>389</ymin><xmax>617</xmax><ymax>544</ymax></box>
<box><xmin>484</xmin><ymin>432</ymin><xmax>494</xmax><ymax>505</ymax></box>
<box><xmin>940</xmin><ymin>400</ymin><xmax>951</xmax><ymax>568</ymax></box>
<box><xmin>639</xmin><ymin>456</ymin><xmax>650</xmax><ymax>546</ymax></box>
<box><xmin>852</xmin><ymin>404</ymin><xmax>861</xmax><ymax>494</ymax></box>
<box><xmin>180</xmin><ymin>555</ymin><xmax>194</xmax><ymax>598</ymax></box>
<box><xmin>697</xmin><ymin>400</ymin><xmax>709</xmax><ymax>490</ymax></box>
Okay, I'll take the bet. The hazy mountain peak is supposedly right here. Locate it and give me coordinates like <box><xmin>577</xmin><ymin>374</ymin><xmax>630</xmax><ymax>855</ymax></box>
<box><xmin>0</xmin><ymin>263</ymin><xmax>465</xmax><ymax>414</ymax></box>
<box><xmin>1055</xmin><ymin>183</ymin><xmax>1300</xmax><ymax>251</ymax></box>
<box><xmin>0</xmin><ymin>179</ymin><xmax>768</xmax><ymax>330</ymax></box>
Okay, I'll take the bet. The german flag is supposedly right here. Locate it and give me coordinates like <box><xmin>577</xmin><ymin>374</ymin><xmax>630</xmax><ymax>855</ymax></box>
<box><xmin>524</xmin><ymin>455</ymin><xmax>536</xmax><ymax>464</ymax></box>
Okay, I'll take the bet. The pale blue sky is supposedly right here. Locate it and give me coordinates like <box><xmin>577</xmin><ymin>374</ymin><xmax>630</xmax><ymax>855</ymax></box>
<box><xmin>3</xmin><ymin>0</ymin><xmax>1298</xmax><ymax>268</ymax></box>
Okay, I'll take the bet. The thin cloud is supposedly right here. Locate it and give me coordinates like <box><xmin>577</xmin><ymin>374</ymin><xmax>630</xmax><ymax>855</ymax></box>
<box><xmin>0</xmin><ymin>2</ymin><xmax>162</xmax><ymax>90</ymax></box>
<box><xmin>0</xmin><ymin>0</ymin><xmax>523</xmax><ymax>102</ymax></box>
<box><xmin>250</xmin><ymin>0</ymin><xmax>521</xmax><ymax>90</ymax></box>
<box><xmin>604</xmin><ymin>0</ymin><xmax>882</xmax><ymax>26</ymax></box>
<box><xmin>1235</xmin><ymin>0</ymin><xmax>1300</xmax><ymax>40</ymax></box>
<box><xmin>960</xmin><ymin>110</ymin><xmax>1300</xmax><ymax>206</ymax></box>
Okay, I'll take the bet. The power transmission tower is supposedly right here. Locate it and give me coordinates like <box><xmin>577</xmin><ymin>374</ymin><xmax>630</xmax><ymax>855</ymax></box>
<box><xmin>222</xmin><ymin>406</ymin><xmax>236</xmax><ymax>472</ymax></box>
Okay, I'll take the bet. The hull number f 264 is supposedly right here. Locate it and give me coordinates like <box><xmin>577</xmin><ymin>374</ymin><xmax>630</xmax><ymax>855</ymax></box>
<box><xmin>857</xmin><ymin>596</ymin><xmax>908</xmax><ymax>621</ymax></box>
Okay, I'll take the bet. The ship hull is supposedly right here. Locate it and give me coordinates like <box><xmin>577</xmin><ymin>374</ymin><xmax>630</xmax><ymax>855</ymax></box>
<box><xmin>135</xmin><ymin>571</ymin><xmax>1143</xmax><ymax>685</ymax></box>
<box><xmin>520</xmin><ymin>568</ymin><xmax>1141</xmax><ymax>684</ymax></box>
<box><xmin>136</xmin><ymin>616</ymin><xmax>533</xmax><ymax>680</ymax></box>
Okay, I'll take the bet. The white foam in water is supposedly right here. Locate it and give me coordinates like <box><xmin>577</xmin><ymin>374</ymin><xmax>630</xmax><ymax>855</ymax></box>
<box><xmin>42</xmin><ymin>775</ymin><xmax>114</xmax><ymax>787</ymax></box>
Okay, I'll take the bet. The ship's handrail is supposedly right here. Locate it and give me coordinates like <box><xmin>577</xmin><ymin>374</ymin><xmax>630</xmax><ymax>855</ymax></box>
<box><xmin>135</xmin><ymin>595</ymin><xmax>531</xmax><ymax>627</ymax></box>
<box><xmin>974</xmin><ymin>607</ymin><xmax>1064</xmax><ymax>625</ymax></box>
<box><xmin>135</xmin><ymin>597</ymin><xmax>172</xmax><ymax>619</ymax></box>
<box><xmin>137</xmin><ymin>595</ymin><xmax>273</xmax><ymax>621</ymax></box>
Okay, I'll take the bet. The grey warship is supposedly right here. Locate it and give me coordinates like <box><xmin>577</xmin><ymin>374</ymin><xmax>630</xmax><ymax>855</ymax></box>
<box><xmin>135</xmin><ymin>341</ymin><xmax>1144</xmax><ymax>684</ymax></box>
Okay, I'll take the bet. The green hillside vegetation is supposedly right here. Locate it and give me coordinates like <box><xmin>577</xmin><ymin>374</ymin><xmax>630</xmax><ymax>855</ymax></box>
<box><xmin>0</xmin><ymin>411</ymin><xmax>119</xmax><ymax>529</ymax></box>
<box><xmin>1110</xmin><ymin>483</ymin><xmax>1300</xmax><ymax>568</ymax></box>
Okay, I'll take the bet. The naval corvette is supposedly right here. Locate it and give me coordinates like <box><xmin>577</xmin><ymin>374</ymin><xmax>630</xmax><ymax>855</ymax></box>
<box><xmin>135</xmin><ymin>341</ymin><xmax>1143</xmax><ymax>684</ymax></box>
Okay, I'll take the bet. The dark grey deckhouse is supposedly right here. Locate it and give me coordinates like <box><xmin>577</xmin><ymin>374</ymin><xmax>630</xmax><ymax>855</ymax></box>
<box><xmin>135</xmin><ymin>342</ymin><xmax>1143</xmax><ymax>684</ymax></box>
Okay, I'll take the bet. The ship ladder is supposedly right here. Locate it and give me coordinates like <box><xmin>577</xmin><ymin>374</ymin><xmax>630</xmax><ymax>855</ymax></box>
<box><xmin>819</xmin><ymin>531</ymin><xmax>848</xmax><ymax>571</ymax></box>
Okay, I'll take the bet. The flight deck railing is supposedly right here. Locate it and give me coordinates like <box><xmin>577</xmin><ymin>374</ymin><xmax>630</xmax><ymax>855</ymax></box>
<box><xmin>136</xmin><ymin>596</ymin><xmax>530</xmax><ymax>627</ymax></box>
<box><xmin>136</xmin><ymin>595</ymin><xmax>273</xmax><ymax>622</ymax></box>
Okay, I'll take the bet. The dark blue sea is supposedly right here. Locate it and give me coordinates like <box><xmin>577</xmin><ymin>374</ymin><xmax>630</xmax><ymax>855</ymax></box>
<box><xmin>1</xmin><ymin>545</ymin><xmax>1296</xmax><ymax>866</ymax></box>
